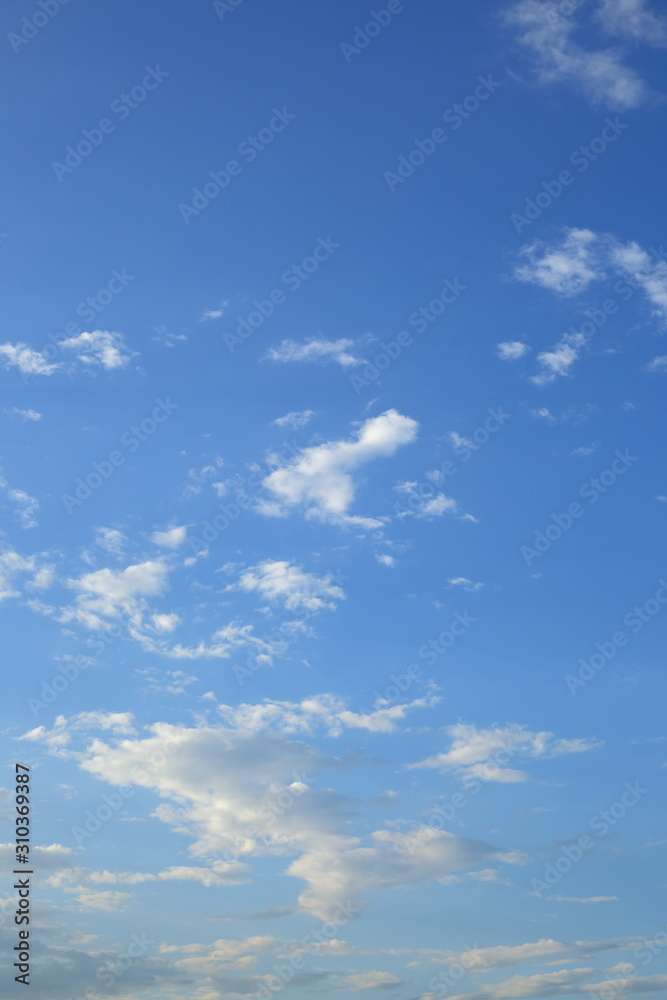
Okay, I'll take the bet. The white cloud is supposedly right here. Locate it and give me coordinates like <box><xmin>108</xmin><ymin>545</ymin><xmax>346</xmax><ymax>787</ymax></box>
<box><xmin>515</xmin><ymin>228</ymin><xmax>601</xmax><ymax>297</ymax></box>
<box><xmin>515</xmin><ymin>230</ymin><xmax>667</xmax><ymax>382</ymax></box>
<box><xmin>0</xmin><ymin>342</ymin><xmax>60</xmax><ymax>375</ymax></box>
<box><xmin>571</xmin><ymin>445</ymin><xmax>597</xmax><ymax>456</ymax></box>
<box><xmin>496</xmin><ymin>341</ymin><xmax>530</xmax><ymax>360</ymax></box>
<box><xmin>265</xmin><ymin>338</ymin><xmax>364</xmax><ymax>367</ymax></box>
<box><xmin>375</xmin><ymin>553</ymin><xmax>397</xmax><ymax>568</ymax></box>
<box><xmin>647</xmin><ymin>355</ymin><xmax>667</xmax><ymax>372</ymax></box>
<box><xmin>201</xmin><ymin>300</ymin><xmax>229</xmax><ymax>321</ymax></box>
<box><xmin>506</xmin><ymin>0</ymin><xmax>651</xmax><ymax>108</ymax></box>
<box><xmin>260</xmin><ymin>409</ymin><xmax>418</xmax><ymax>528</ymax></box>
<box><xmin>0</xmin><ymin>548</ymin><xmax>52</xmax><ymax>601</ymax></box>
<box><xmin>408</xmin><ymin>723</ymin><xmax>601</xmax><ymax>782</ymax></box>
<box><xmin>554</xmin><ymin>895</ymin><xmax>619</xmax><ymax>902</ymax></box>
<box><xmin>597</xmin><ymin>0</ymin><xmax>667</xmax><ymax>45</ymax></box>
<box><xmin>58</xmin><ymin>330</ymin><xmax>133</xmax><ymax>369</ymax></box>
<box><xmin>94</xmin><ymin>526</ymin><xmax>126</xmax><ymax>555</ymax></box>
<box><xmin>272</xmin><ymin>410</ymin><xmax>315</xmax><ymax>429</ymax></box>
<box><xmin>59</xmin><ymin>560</ymin><xmax>171</xmax><ymax>634</ymax></box>
<box><xmin>152</xmin><ymin>525</ymin><xmax>189</xmax><ymax>548</ymax></box>
<box><xmin>448</xmin><ymin>577</ymin><xmax>484</xmax><ymax>591</ymax></box>
<box><xmin>395</xmin><ymin>481</ymin><xmax>461</xmax><ymax>520</ymax></box>
<box><xmin>237</xmin><ymin>560</ymin><xmax>345</xmax><ymax>612</ymax></box>
<box><xmin>530</xmin><ymin>407</ymin><xmax>557</xmax><ymax>422</ymax></box>
<box><xmin>5</xmin><ymin>407</ymin><xmax>42</xmax><ymax>421</ymax></box>
<box><xmin>151</xmin><ymin>612</ymin><xmax>182</xmax><ymax>633</ymax></box>
<box><xmin>0</xmin><ymin>330</ymin><xmax>133</xmax><ymax>376</ymax></box>
<box><xmin>0</xmin><ymin>478</ymin><xmax>39</xmax><ymax>528</ymax></box>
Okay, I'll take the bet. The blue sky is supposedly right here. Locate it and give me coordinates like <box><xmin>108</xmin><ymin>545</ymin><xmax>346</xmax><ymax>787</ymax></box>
<box><xmin>1</xmin><ymin>0</ymin><xmax>667</xmax><ymax>997</ymax></box>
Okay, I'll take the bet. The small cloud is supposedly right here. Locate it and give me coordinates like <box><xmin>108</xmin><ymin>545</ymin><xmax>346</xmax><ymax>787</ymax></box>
<box><xmin>5</xmin><ymin>407</ymin><xmax>42</xmax><ymax>422</ymax></box>
<box><xmin>153</xmin><ymin>325</ymin><xmax>187</xmax><ymax>347</ymax></box>
<box><xmin>376</xmin><ymin>553</ymin><xmax>397</xmax><ymax>568</ymax></box>
<box><xmin>448</xmin><ymin>577</ymin><xmax>484</xmax><ymax>591</ymax></box>
<box><xmin>152</xmin><ymin>526</ymin><xmax>189</xmax><ymax>549</ymax></box>
<box><xmin>201</xmin><ymin>300</ymin><xmax>229</xmax><ymax>321</ymax></box>
<box><xmin>272</xmin><ymin>410</ymin><xmax>315</xmax><ymax>429</ymax></box>
<box><xmin>530</xmin><ymin>408</ymin><xmax>557</xmax><ymax>423</ymax></box>
<box><xmin>647</xmin><ymin>355</ymin><xmax>667</xmax><ymax>372</ymax></box>
<box><xmin>265</xmin><ymin>337</ymin><xmax>364</xmax><ymax>368</ymax></box>
<box><xmin>496</xmin><ymin>341</ymin><xmax>529</xmax><ymax>360</ymax></box>
<box><xmin>554</xmin><ymin>895</ymin><xmax>619</xmax><ymax>904</ymax></box>
<box><xmin>571</xmin><ymin>445</ymin><xmax>597</xmax><ymax>457</ymax></box>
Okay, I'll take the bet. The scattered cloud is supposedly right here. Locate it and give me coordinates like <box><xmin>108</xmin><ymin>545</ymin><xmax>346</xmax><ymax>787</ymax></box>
<box><xmin>497</xmin><ymin>341</ymin><xmax>530</xmax><ymax>360</ymax></box>
<box><xmin>5</xmin><ymin>407</ymin><xmax>42</xmax><ymax>421</ymax></box>
<box><xmin>272</xmin><ymin>410</ymin><xmax>315</xmax><ymax>429</ymax></box>
<box><xmin>265</xmin><ymin>338</ymin><xmax>365</xmax><ymax>368</ymax></box>
<box><xmin>408</xmin><ymin>723</ymin><xmax>602</xmax><ymax>782</ymax></box>
<box><xmin>237</xmin><ymin>560</ymin><xmax>345</xmax><ymax>613</ymax></box>
<box><xmin>506</xmin><ymin>0</ymin><xmax>652</xmax><ymax>108</ymax></box>
<box><xmin>259</xmin><ymin>409</ymin><xmax>418</xmax><ymax>528</ymax></box>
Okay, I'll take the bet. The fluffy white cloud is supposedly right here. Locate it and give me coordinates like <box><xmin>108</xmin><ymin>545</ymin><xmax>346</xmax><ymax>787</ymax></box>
<box><xmin>496</xmin><ymin>341</ymin><xmax>530</xmax><ymax>360</ymax></box>
<box><xmin>237</xmin><ymin>560</ymin><xmax>345</xmax><ymax>612</ymax></box>
<box><xmin>375</xmin><ymin>552</ymin><xmax>397</xmax><ymax>568</ymax></box>
<box><xmin>151</xmin><ymin>525</ymin><xmax>189</xmax><ymax>548</ymax></box>
<box><xmin>0</xmin><ymin>342</ymin><xmax>60</xmax><ymax>375</ymax></box>
<box><xmin>59</xmin><ymin>560</ymin><xmax>171</xmax><ymax>634</ymax></box>
<box><xmin>515</xmin><ymin>228</ymin><xmax>601</xmax><ymax>297</ymax></box>
<box><xmin>265</xmin><ymin>338</ymin><xmax>364</xmax><ymax>367</ymax></box>
<box><xmin>647</xmin><ymin>355</ymin><xmax>667</xmax><ymax>372</ymax></box>
<box><xmin>408</xmin><ymin>723</ymin><xmax>601</xmax><ymax>782</ymax></box>
<box><xmin>24</xmin><ymin>695</ymin><xmax>515</xmax><ymax>920</ymax></box>
<box><xmin>506</xmin><ymin>0</ymin><xmax>650</xmax><ymax>108</ymax></box>
<box><xmin>57</xmin><ymin>330</ymin><xmax>133</xmax><ymax>369</ymax></box>
<box><xmin>0</xmin><ymin>330</ymin><xmax>133</xmax><ymax>376</ymax></box>
<box><xmin>0</xmin><ymin>548</ymin><xmax>52</xmax><ymax>601</ymax></box>
<box><xmin>515</xmin><ymin>230</ymin><xmax>667</xmax><ymax>382</ymax></box>
<box><xmin>260</xmin><ymin>409</ymin><xmax>418</xmax><ymax>527</ymax></box>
